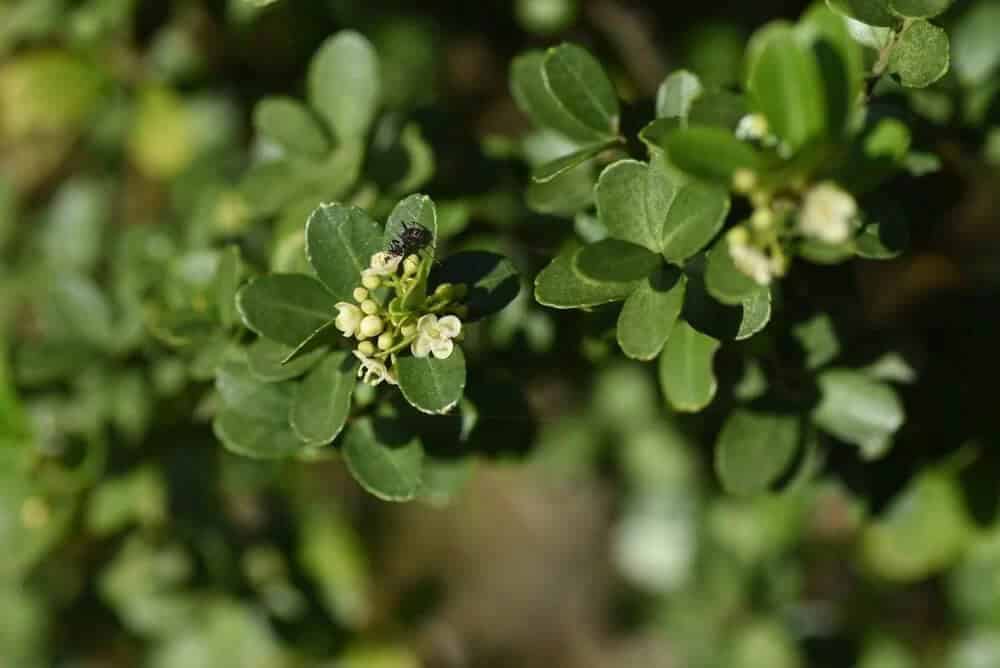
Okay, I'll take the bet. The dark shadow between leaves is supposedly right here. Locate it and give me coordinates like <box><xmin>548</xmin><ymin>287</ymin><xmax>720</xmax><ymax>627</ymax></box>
<box><xmin>430</xmin><ymin>251</ymin><xmax>520</xmax><ymax>322</ymax></box>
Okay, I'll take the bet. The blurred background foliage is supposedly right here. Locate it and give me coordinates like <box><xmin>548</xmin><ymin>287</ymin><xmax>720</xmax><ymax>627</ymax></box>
<box><xmin>2</xmin><ymin>0</ymin><xmax>1000</xmax><ymax>666</ymax></box>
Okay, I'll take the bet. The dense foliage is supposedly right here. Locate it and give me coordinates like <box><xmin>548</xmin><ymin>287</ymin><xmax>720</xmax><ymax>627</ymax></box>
<box><xmin>3</xmin><ymin>0</ymin><xmax>1000</xmax><ymax>665</ymax></box>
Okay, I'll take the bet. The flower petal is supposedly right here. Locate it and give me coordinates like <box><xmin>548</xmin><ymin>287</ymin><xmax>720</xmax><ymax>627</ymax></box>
<box><xmin>412</xmin><ymin>336</ymin><xmax>432</xmax><ymax>358</ymax></box>
<box><xmin>431</xmin><ymin>338</ymin><xmax>454</xmax><ymax>359</ymax></box>
<box><xmin>437</xmin><ymin>315</ymin><xmax>461</xmax><ymax>338</ymax></box>
<box><xmin>416</xmin><ymin>314</ymin><xmax>438</xmax><ymax>334</ymax></box>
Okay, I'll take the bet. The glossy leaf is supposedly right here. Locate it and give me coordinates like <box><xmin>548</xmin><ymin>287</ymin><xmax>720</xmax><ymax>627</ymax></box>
<box><xmin>236</xmin><ymin>274</ymin><xmax>334</xmax><ymax>348</ymax></box>
<box><xmin>396</xmin><ymin>346</ymin><xmax>466</xmax><ymax>415</ymax></box>
<box><xmin>510</xmin><ymin>51</ymin><xmax>608</xmax><ymax>143</ymax></box>
<box><xmin>308</xmin><ymin>31</ymin><xmax>379</xmax><ymax>141</ymax></box>
<box><xmin>617</xmin><ymin>269</ymin><xmax>686</xmax><ymax>360</ymax></box>
<box><xmin>430</xmin><ymin>251</ymin><xmax>521</xmax><ymax>321</ymax></box>
<box><xmin>662</xmin><ymin>125</ymin><xmax>763</xmax><ymax>182</ymax></box>
<box><xmin>656</xmin><ymin>70</ymin><xmax>703</xmax><ymax>121</ymax></box>
<box><xmin>532</xmin><ymin>139</ymin><xmax>619</xmax><ymax>183</ymax></box>
<box><xmin>342</xmin><ymin>417</ymin><xmax>424</xmax><ymax>501</ymax></box>
<box><xmin>716</xmin><ymin>410</ymin><xmax>801</xmax><ymax>495</ymax></box>
<box><xmin>705</xmin><ymin>239</ymin><xmax>762</xmax><ymax>305</ymax></box>
<box><xmin>535</xmin><ymin>243</ymin><xmax>644</xmax><ymax>308</ymax></box>
<box><xmin>661</xmin><ymin>178</ymin><xmax>730</xmax><ymax>265</ymax></box>
<box><xmin>889</xmin><ymin>0</ymin><xmax>954</xmax><ymax>19</ymax></box>
<box><xmin>305</xmin><ymin>203</ymin><xmax>383</xmax><ymax>301</ymax></box>
<box><xmin>213</xmin><ymin>408</ymin><xmax>304</xmax><ymax>459</ymax></box>
<box><xmin>247</xmin><ymin>338</ymin><xmax>326</xmax><ymax>382</ymax></box>
<box><xmin>541</xmin><ymin>43</ymin><xmax>620</xmax><ymax>138</ymax></box>
<box><xmin>658</xmin><ymin>319</ymin><xmax>720</xmax><ymax>412</ymax></box>
<box><xmin>826</xmin><ymin>0</ymin><xmax>898</xmax><ymax>26</ymax></box>
<box><xmin>290</xmin><ymin>351</ymin><xmax>357</xmax><ymax>444</ymax></box>
<box><xmin>384</xmin><ymin>193</ymin><xmax>437</xmax><ymax>251</ymax></box>
<box><xmin>595</xmin><ymin>157</ymin><xmax>677</xmax><ymax>253</ymax></box>
<box><xmin>952</xmin><ymin>1</ymin><xmax>1000</xmax><ymax>84</ymax></box>
<box><xmin>747</xmin><ymin>25</ymin><xmax>827</xmax><ymax>150</ymax></box>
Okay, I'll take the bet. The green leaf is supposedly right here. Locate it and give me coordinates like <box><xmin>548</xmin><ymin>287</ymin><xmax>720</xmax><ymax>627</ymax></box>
<box><xmin>305</xmin><ymin>203</ymin><xmax>383</xmax><ymax>301</ymax></box>
<box><xmin>238</xmin><ymin>159</ymin><xmax>315</xmax><ymax>219</ymax></box>
<box><xmin>952</xmin><ymin>1</ymin><xmax>1000</xmax><ymax>84</ymax></box>
<box><xmin>803</xmin><ymin>3</ymin><xmax>865</xmax><ymax>137</ymax></box>
<box><xmin>342</xmin><ymin>417</ymin><xmax>424</xmax><ymax>501</ymax></box>
<box><xmin>574</xmin><ymin>239</ymin><xmax>662</xmax><ymax>283</ymax></box>
<box><xmin>658</xmin><ymin>319</ymin><xmax>720</xmax><ymax>412</ymax></box>
<box><xmin>396</xmin><ymin>346</ymin><xmax>466</xmax><ymax>415</ymax></box>
<box><xmin>705</xmin><ymin>238</ymin><xmax>762</xmax><ymax>305</ymax></box>
<box><xmin>812</xmin><ymin>369</ymin><xmax>904</xmax><ymax>458</ymax></box>
<box><xmin>279</xmin><ymin>320</ymin><xmax>341</xmax><ymax>366</ymax></box>
<box><xmin>792</xmin><ymin>314</ymin><xmax>841</xmax><ymax>370</ymax></box>
<box><xmin>384</xmin><ymin>193</ymin><xmax>437</xmax><ymax>251</ymax></box>
<box><xmin>542</xmin><ymin>44</ymin><xmax>620</xmax><ymax>138</ymax></box>
<box><xmin>888</xmin><ymin>19</ymin><xmax>950</xmax><ymax>88</ymax></box>
<box><xmin>532</xmin><ymin>139</ymin><xmax>620</xmax><ymax>183</ymax></box>
<box><xmin>617</xmin><ymin>269</ymin><xmax>686</xmax><ymax>360</ymax></box>
<box><xmin>662</xmin><ymin>125</ymin><xmax>764</xmax><ymax>182</ymax></box>
<box><xmin>290</xmin><ymin>351</ymin><xmax>357</xmax><ymax>444</ymax></box>
<box><xmin>525</xmin><ymin>160</ymin><xmax>596</xmax><ymax>215</ymax></box>
<box><xmin>888</xmin><ymin>0</ymin><xmax>954</xmax><ymax>19</ymax></box>
<box><xmin>214</xmin><ymin>408</ymin><xmax>304</xmax><ymax>459</ymax></box>
<box><xmin>862</xmin><ymin>470</ymin><xmax>972</xmax><ymax>582</ymax></box>
<box><xmin>235</xmin><ymin>274</ymin><xmax>334</xmax><ymax>348</ymax></box>
<box><xmin>825</xmin><ymin>0</ymin><xmax>898</xmax><ymax>26</ymax></box>
<box><xmin>661</xmin><ymin>177</ymin><xmax>730</xmax><ymax>265</ymax></box>
<box><xmin>737</xmin><ymin>288</ymin><xmax>773</xmax><ymax>340</ymax></box>
<box><xmin>308</xmin><ymin>31</ymin><xmax>379</xmax><ymax>141</ymax></box>
<box><xmin>595</xmin><ymin>157</ymin><xmax>677</xmax><ymax>253</ymax></box>
<box><xmin>253</xmin><ymin>97</ymin><xmax>329</xmax><ymax>159</ymax></box>
<box><xmin>215</xmin><ymin>246</ymin><xmax>242</xmax><ymax>330</ymax></box>
<box><xmin>510</xmin><ymin>51</ymin><xmax>608</xmax><ymax>143</ymax></box>
<box><xmin>656</xmin><ymin>70</ymin><xmax>703</xmax><ymax>121</ymax></box>
<box><xmin>247</xmin><ymin>338</ymin><xmax>326</xmax><ymax>382</ymax></box>
<box><xmin>430</xmin><ymin>251</ymin><xmax>521</xmax><ymax>321</ymax></box>
<box><xmin>216</xmin><ymin>357</ymin><xmax>296</xmax><ymax>419</ymax></box>
<box><xmin>716</xmin><ymin>410</ymin><xmax>801</xmax><ymax>495</ymax></box>
<box><xmin>50</xmin><ymin>273</ymin><xmax>114</xmax><ymax>349</ymax></box>
<box><xmin>747</xmin><ymin>25</ymin><xmax>827</xmax><ymax>150</ymax></box>
<box><xmin>534</xmin><ymin>243</ymin><xmax>644</xmax><ymax>308</ymax></box>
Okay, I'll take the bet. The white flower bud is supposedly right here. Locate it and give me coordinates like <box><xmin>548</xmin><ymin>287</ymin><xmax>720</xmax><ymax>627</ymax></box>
<box><xmin>359</xmin><ymin>315</ymin><xmax>384</xmax><ymax>339</ymax></box>
<box><xmin>353</xmin><ymin>287</ymin><xmax>368</xmax><ymax>302</ymax></box>
<box><xmin>360</xmin><ymin>299</ymin><xmax>379</xmax><ymax>315</ymax></box>
<box><xmin>377</xmin><ymin>331</ymin><xmax>394</xmax><ymax>350</ymax></box>
<box><xmin>357</xmin><ymin>340</ymin><xmax>375</xmax><ymax>356</ymax></box>
<box><xmin>361</xmin><ymin>272</ymin><xmax>381</xmax><ymax>290</ymax></box>
<box><xmin>403</xmin><ymin>255</ymin><xmax>420</xmax><ymax>277</ymax></box>
<box><xmin>334</xmin><ymin>302</ymin><xmax>363</xmax><ymax>338</ymax></box>
<box><xmin>799</xmin><ymin>181</ymin><xmax>857</xmax><ymax>244</ymax></box>
<box><xmin>732</xmin><ymin>169</ymin><xmax>757</xmax><ymax>194</ymax></box>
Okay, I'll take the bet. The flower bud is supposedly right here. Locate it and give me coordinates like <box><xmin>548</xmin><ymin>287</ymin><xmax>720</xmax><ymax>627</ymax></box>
<box><xmin>353</xmin><ymin>287</ymin><xmax>368</xmax><ymax>302</ymax></box>
<box><xmin>400</xmin><ymin>322</ymin><xmax>417</xmax><ymax>338</ymax></box>
<box><xmin>361</xmin><ymin>273</ymin><xmax>381</xmax><ymax>290</ymax></box>
<box><xmin>433</xmin><ymin>282</ymin><xmax>453</xmax><ymax>299</ymax></box>
<box><xmin>377</xmin><ymin>331</ymin><xmax>394</xmax><ymax>350</ymax></box>
<box><xmin>403</xmin><ymin>255</ymin><xmax>420</xmax><ymax>276</ymax></box>
<box><xmin>359</xmin><ymin>315</ymin><xmax>384</xmax><ymax>339</ymax></box>
<box><xmin>727</xmin><ymin>226</ymin><xmax>750</xmax><ymax>247</ymax></box>
<box><xmin>732</xmin><ymin>169</ymin><xmax>757</xmax><ymax>194</ymax></box>
<box><xmin>357</xmin><ymin>341</ymin><xmax>375</xmax><ymax>356</ymax></box>
<box><xmin>360</xmin><ymin>299</ymin><xmax>379</xmax><ymax>315</ymax></box>
<box><xmin>751</xmin><ymin>208</ymin><xmax>774</xmax><ymax>230</ymax></box>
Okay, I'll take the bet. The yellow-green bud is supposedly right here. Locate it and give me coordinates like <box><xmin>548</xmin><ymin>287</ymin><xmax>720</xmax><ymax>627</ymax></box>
<box><xmin>359</xmin><ymin>315</ymin><xmax>384</xmax><ymax>339</ymax></box>
<box><xmin>751</xmin><ymin>208</ymin><xmax>774</xmax><ymax>230</ymax></box>
<box><xmin>377</xmin><ymin>331</ymin><xmax>394</xmax><ymax>350</ymax></box>
<box><xmin>452</xmin><ymin>283</ymin><xmax>468</xmax><ymax>299</ymax></box>
<box><xmin>732</xmin><ymin>169</ymin><xmax>757</xmax><ymax>194</ymax></box>
<box><xmin>433</xmin><ymin>282</ymin><xmax>453</xmax><ymax>299</ymax></box>
<box><xmin>357</xmin><ymin>341</ymin><xmax>375</xmax><ymax>356</ymax></box>
<box><xmin>403</xmin><ymin>255</ymin><xmax>420</xmax><ymax>276</ymax></box>
<box><xmin>727</xmin><ymin>226</ymin><xmax>750</xmax><ymax>246</ymax></box>
<box><xmin>360</xmin><ymin>299</ymin><xmax>379</xmax><ymax>315</ymax></box>
<box><xmin>361</xmin><ymin>273</ymin><xmax>381</xmax><ymax>290</ymax></box>
<box><xmin>400</xmin><ymin>322</ymin><xmax>417</xmax><ymax>338</ymax></box>
<box><xmin>353</xmin><ymin>287</ymin><xmax>368</xmax><ymax>302</ymax></box>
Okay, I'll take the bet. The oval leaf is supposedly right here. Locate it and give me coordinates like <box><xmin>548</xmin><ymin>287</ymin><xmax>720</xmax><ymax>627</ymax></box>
<box><xmin>542</xmin><ymin>44</ymin><xmax>620</xmax><ymax>137</ymax></box>
<box><xmin>308</xmin><ymin>31</ymin><xmax>379</xmax><ymax>141</ymax></box>
<box><xmin>253</xmin><ymin>97</ymin><xmax>329</xmax><ymax>159</ymax></box>
<box><xmin>812</xmin><ymin>369</ymin><xmax>904</xmax><ymax>458</ymax></box>
<box><xmin>510</xmin><ymin>51</ymin><xmax>609</xmax><ymax>143</ymax></box>
<box><xmin>305</xmin><ymin>203</ymin><xmax>383</xmax><ymax>301</ymax></box>
<box><xmin>535</xmin><ymin>244</ymin><xmax>642</xmax><ymax>309</ymax></box>
<box><xmin>658</xmin><ymin>319</ymin><xmax>720</xmax><ymax>412</ymax></box>
<box><xmin>888</xmin><ymin>19</ymin><xmax>950</xmax><ymax>88</ymax></box>
<box><xmin>343</xmin><ymin>417</ymin><xmax>424</xmax><ymax>502</ymax></box>
<box><xmin>396</xmin><ymin>346</ymin><xmax>466</xmax><ymax>415</ymax></box>
<box><xmin>716</xmin><ymin>409</ymin><xmax>802</xmax><ymax>495</ymax></box>
<box><xmin>236</xmin><ymin>274</ymin><xmax>334</xmax><ymax>348</ymax></box>
<box><xmin>617</xmin><ymin>269</ymin><xmax>686</xmax><ymax>361</ymax></box>
<box><xmin>290</xmin><ymin>351</ymin><xmax>357</xmax><ymax>444</ymax></box>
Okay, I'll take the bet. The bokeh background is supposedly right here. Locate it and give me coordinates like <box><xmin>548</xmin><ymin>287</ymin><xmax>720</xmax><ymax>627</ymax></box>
<box><xmin>3</xmin><ymin>0</ymin><xmax>1000</xmax><ymax>666</ymax></box>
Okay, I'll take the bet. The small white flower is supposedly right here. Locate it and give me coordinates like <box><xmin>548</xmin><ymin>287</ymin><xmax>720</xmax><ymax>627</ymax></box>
<box><xmin>728</xmin><ymin>237</ymin><xmax>775</xmax><ymax>286</ymax></box>
<box><xmin>352</xmin><ymin>350</ymin><xmax>398</xmax><ymax>386</ymax></box>
<box><xmin>368</xmin><ymin>252</ymin><xmax>402</xmax><ymax>276</ymax></box>
<box><xmin>799</xmin><ymin>182</ymin><xmax>857</xmax><ymax>244</ymax></box>
<box><xmin>334</xmin><ymin>302</ymin><xmax>363</xmax><ymax>337</ymax></box>
<box><xmin>411</xmin><ymin>314</ymin><xmax>461</xmax><ymax>360</ymax></box>
<box><xmin>735</xmin><ymin>114</ymin><xmax>769</xmax><ymax>142</ymax></box>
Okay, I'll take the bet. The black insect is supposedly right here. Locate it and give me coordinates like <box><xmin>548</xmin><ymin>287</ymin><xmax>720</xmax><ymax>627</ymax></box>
<box><xmin>386</xmin><ymin>221</ymin><xmax>433</xmax><ymax>257</ymax></box>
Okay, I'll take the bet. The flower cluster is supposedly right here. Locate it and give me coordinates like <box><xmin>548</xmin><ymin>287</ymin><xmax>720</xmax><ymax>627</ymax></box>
<box><xmin>728</xmin><ymin>166</ymin><xmax>859</xmax><ymax>286</ymax></box>
<box><xmin>334</xmin><ymin>251</ymin><xmax>468</xmax><ymax>386</ymax></box>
